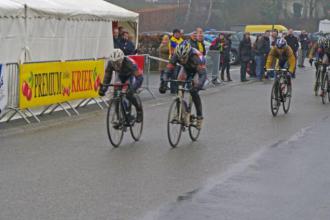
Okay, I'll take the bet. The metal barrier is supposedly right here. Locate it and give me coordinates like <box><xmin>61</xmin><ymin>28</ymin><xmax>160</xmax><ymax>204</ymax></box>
<box><xmin>0</xmin><ymin>63</ymin><xmax>40</xmax><ymax>124</ymax></box>
<box><xmin>0</xmin><ymin>53</ymin><xmax>221</xmax><ymax>125</ymax></box>
<box><xmin>205</xmin><ymin>50</ymin><xmax>221</xmax><ymax>86</ymax></box>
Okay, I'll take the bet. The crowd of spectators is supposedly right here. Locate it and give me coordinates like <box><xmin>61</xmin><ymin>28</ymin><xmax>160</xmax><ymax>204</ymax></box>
<box><xmin>114</xmin><ymin>26</ymin><xmax>314</xmax><ymax>86</ymax></box>
<box><xmin>113</xmin><ymin>27</ymin><xmax>136</xmax><ymax>56</ymax></box>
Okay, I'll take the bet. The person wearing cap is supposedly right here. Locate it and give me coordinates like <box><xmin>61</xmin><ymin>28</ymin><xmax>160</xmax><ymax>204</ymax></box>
<box><xmin>169</xmin><ymin>29</ymin><xmax>184</xmax><ymax>57</ymax></box>
<box><xmin>119</xmin><ymin>30</ymin><xmax>135</xmax><ymax>56</ymax></box>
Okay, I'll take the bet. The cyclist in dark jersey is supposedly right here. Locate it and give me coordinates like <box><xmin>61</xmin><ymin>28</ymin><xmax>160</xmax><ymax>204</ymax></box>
<box><xmin>159</xmin><ymin>41</ymin><xmax>207</xmax><ymax>129</ymax></box>
<box><xmin>99</xmin><ymin>49</ymin><xmax>143</xmax><ymax>122</ymax></box>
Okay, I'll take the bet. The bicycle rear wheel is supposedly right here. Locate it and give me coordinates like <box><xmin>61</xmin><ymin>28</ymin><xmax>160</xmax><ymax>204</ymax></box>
<box><xmin>271</xmin><ymin>81</ymin><xmax>280</xmax><ymax>116</ymax></box>
<box><xmin>130</xmin><ymin>95</ymin><xmax>143</xmax><ymax>141</ymax></box>
<box><xmin>321</xmin><ymin>74</ymin><xmax>328</xmax><ymax>104</ymax></box>
<box><xmin>188</xmin><ymin>101</ymin><xmax>201</xmax><ymax>141</ymax></box>
<box><xmin>167</xmin><ymin>98</ymin><xmax>183</xmax><ymax>148</ymax></box>
<box><xmin>107</xmin><ymin>99</ymin><xmax>124</xmax><ymax>147</ymax></box>
<box><xmin>314</xmin><ymin>69</ymin><xmax>321</xmax><ymax>96</ymax></box>
<box><xmin>281</xmin><ymin>76</ymin><xmax>292</xmax><ymax>114</ymax></box>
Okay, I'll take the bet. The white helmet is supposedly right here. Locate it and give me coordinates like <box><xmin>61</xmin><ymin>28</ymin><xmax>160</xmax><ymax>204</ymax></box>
<box><xmin>109</xmin><ymin>49</ymin><xmax>124</xmax><ymax>62</ymax></box>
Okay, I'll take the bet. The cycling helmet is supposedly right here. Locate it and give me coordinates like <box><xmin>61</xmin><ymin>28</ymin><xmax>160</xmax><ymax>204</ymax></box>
<box><xmin>317</xmin><ymin>37</ymin><xmax>326</xmax><ymax>46</ymax></box>
<box><xmin>109</xmin><ymin>49</ymin><xmax>124</xmax><ymax>70</ymax></box>
<box><xmin>324</xmin><ymin>38</ymin><xmax>330</xmax><ymax>49</ymax></box>
<box><xmin>275</xmin><ymin>38</ymin><xmax>287</xmax><ymax>49</ymax></box>
<box><xmin>175</xmin><ymin>41</ymin><xmax>191</xmax><ymax>63</ymax></box>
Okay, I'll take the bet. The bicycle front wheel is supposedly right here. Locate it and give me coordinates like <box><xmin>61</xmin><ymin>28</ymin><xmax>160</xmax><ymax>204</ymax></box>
<box><xmin>167</xmin><ymin>98</ymin><xmax>183</xmax><ymax>148</ymax></box>
<box><xmin>270</xmin><ymin>81</ymin><xmax>280</xmax><ymax>117</ymax></box>
<box><xmin>314</xmin><ymin>69</ymin><xmax>321</xmax><ymax>96</ymax></box>
<box><xmin>130</xmin><ymin>95</ymin><xmax>143</xmax><ymax>141</ymax></box>
<box><xmin>281</xmin><ymin>76</ymin><xmax>292</xmax><ymax>114</ymax></box>
<box><xmin>107</xmin><ymin>99</ymin><xmax>124</xmax><ymax>148</ymax></box>
<box><xmin>321</xmin><ymin>74</ymin><xmax>328</xmax><ymax>105</ymax></box>
<box><xmin>188</xmin><ymin>101</ymin><xmax>201</xmax><ymax>141</ymax></box>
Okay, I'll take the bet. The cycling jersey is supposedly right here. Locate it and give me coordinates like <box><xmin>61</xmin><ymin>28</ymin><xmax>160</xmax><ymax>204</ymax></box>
<box><xmin>167</xmin><ymin>48</ymin><xmax>206</xmax><ymax>77</ymax></box>
<box><xmin>266</xmin><ymin>46</ymin><xmax>296</xmax><ymax>73</ymax></box>
<box><xmin>162</xmin><ymin>48</ymin><xmax>207</xmax><ymax>117</ymax></box>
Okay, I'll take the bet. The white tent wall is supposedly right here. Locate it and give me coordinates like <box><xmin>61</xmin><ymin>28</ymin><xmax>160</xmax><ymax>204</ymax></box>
<box><xmin>26</xmin><ymin>18</ymin><xmax>113</xmax><ymax>61</ymax></box>
<box><xmin>0</xmin><ymin>0</ymin><xmax>25</xmax><ymax>63</ymax></box>
<box><xmin>8</xmin><ymin>0</ymin><xmax>139</xmax><ymax>62</ymax></box>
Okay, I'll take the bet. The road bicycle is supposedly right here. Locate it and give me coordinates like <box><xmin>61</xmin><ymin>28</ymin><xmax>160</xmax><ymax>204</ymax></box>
<box><xmin>166</xmin><ymin>80</ymin><xmax>201</xmax><ymax>148</ymax></box>
<box><xmin>105</xmin><ymin>83</ymin><xmax>143</xmax><ymax>147</ymax></box>
<box><xmin>268</xmin><ymin>68</ymin><xmax>292</xmax><ymax>117</ymax></box>
<box><xmin>313</xmin><ymin>59</ymin><xmax>323</xmax><ymax>96</ymax></box>
<box><xmin>320</xmin><ymin>65</ymin><xmax>330</xmax><ymax>104</ymax></box>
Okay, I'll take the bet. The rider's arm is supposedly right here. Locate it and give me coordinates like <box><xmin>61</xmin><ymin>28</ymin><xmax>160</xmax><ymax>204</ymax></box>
<box><xmin>103</xmin><ymin>61</ymin><xmax>115</xmax><ymax>84</ymax></box>
<box><xmin>308</xmin><ymin>43</ymin><xmax>317</xmax><ymax>59</ymax></box>
<box><xmin>286</xmin><ymin>47</ymin><xmax>296</xmax><ymax>73</ymax></box>
<box><xmin>165</xmin><ymin>54</ymin><xmax>178</xmax><ymax>75</ymax></box>
<box><xmin>265</xmin><ymin>48</ymin><xmax>275</xmax><ymax>70</ymax></box>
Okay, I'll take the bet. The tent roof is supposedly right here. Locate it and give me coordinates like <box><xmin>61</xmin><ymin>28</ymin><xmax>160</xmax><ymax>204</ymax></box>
<box><xmin>4</xmin><ymin>0</ymin><xmax>138</xmax><ymax>21</ymax></box>
<box><xmin>0</xmin><ymin>0</ymin><xmax>24</xmax><ymax>17</ymax></box>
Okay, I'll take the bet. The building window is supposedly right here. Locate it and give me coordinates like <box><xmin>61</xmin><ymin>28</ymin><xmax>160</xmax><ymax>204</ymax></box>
<box><xmin>293</xmin><ymin>2</ymin><xmax>303</xmax><ymax>17</ymax></box>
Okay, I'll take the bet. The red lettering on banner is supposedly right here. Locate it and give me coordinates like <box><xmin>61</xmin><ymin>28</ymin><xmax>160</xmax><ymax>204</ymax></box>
<box><xmin>72</xmin><ymin>70</ymin><xmax>93</xmax><ymax>92</ymax></box>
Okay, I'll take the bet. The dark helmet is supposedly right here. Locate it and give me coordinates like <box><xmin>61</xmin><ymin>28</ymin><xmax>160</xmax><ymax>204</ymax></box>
<box><xmin>174</xmin><ymin>41</ymin><xmax>191</xmax><ymax>61</ymax></box>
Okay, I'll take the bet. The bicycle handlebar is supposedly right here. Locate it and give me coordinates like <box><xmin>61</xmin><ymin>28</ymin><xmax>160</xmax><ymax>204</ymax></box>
<box><xmin>102</xmin><ymin>83</ymin><xmax>129</xmax><ymax>87</ymax></box>
<box><xmin>266</xmin><ymin>68</ymin><xmax>288</xmax><ymax>72</ymax></box>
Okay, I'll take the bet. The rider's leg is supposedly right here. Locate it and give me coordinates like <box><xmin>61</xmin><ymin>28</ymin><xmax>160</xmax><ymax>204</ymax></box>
<box><xmin>192</xmin><ymin>72</ymin><xmax>207</xmax><ymax>129</ymax></box>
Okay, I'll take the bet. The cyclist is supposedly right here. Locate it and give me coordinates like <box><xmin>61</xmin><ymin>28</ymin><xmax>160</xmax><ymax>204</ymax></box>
<box><xmin>266</xmin><ymin>38</ymin><xmax>296</xmax><ymax>85</ymax></box>
<box><xmin>308</xmin><ymin>37</ymin><xmax>326</xmax><ymax>69</ymax></box>
<box><xmin>309</xmin><ymin>37</ymin><xmax>330</xmax><ymax>95</ymax></box>
<box><xmin>99</xmin><ymin>49</ymin><xmax>143</xmax><ymax>122</ymax></box>
<box><xmin>159</xmin><ymin>41</ymin><xmax>207</xmax><ymax>129</ymax></box>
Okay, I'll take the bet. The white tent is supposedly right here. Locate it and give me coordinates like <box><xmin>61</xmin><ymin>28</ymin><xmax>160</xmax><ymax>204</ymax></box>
<box><xmin>0</xmin><ymin>0</ymin><xmax>139</xmax><ymax>63</ymax></box>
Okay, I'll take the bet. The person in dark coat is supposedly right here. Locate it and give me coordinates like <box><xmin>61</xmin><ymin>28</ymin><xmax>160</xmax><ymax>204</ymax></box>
<box><xmin>220</xmin><ymin>34</ymin><xmax>232</xmax><ymax>81</ymax></box>
<box><xmin>239</xmin><ymin>32</ymin><xmax>252</xmax><ymax>82</ymax></box>
<box><xmin>253</xmin><ymin>35</ymin><xmax>268</xmax><ymax>80</ymax></box>
<box><xmin>298</xmin><ymin>30</ymin><xmax>310</xmax><ymax>67</ymax></box>
<box><xmin>189</xmin><ymin>32</ymin><xmax>199</xmax><ymax>51</ymax></box>
<box><xmin>285</xmin><ymin>29</ymin><xmax>299</xmax><ymax>56</ymax></box>
<box><xmin>120</xmin><ymin>30</ymin><xmax>136</xmax><ymax>56</ymax></box>
<box><xmin>113</xmin><ymin>28</ymin><xmax>121</xmax><ymax>49</ymax></box>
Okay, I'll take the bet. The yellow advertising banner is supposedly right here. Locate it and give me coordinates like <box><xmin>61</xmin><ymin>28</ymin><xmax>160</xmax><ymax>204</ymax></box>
<box><xmin>19</xmin><ymin>60</ymin><xmax>104</xmax><ymax>109</ymax></box>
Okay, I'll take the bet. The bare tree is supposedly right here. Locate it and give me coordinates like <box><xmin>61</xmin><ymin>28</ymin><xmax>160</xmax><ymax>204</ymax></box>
<box><xmin>205</xmin><ymin>0</ymin><xmax>213</xmax><ymax>25</ymax></box>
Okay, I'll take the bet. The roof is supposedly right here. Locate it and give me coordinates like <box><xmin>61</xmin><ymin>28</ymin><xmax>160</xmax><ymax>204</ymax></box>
<box><xmin>0</xmin><ymin>0</ymin><xmax>24</xmax><ymax>17</ymax></box>
<box><xmin>1</xmin><ymin>0</ymin><xmax>138</xmax><ymax>21</ymax></box>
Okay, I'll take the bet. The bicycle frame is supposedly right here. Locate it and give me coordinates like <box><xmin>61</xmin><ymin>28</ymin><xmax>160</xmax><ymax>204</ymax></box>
<box><xmin>106</xmin><ymin>83</ymin><xmax>132</xmax><ymax>127</ymax></box>
<box><xmin>167</xmin><ymin>80</ymin><xmax>193</xmax><ymax>125</ymax></box>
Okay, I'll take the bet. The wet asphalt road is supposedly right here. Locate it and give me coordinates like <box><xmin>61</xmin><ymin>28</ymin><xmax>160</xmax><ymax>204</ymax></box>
<box><xmin>1</xmin><ymin>65</ymin><xmax>330</xmax><ymax>220</ymax></box>
<box><xmin>145</xmin><ymin>117</ymin><xmax>330</xmax><ymax>220</ymax></box>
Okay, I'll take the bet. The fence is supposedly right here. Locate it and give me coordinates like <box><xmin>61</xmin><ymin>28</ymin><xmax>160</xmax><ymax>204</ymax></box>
<box><xmin>0</xmin><ymin>52</ymin><xmax>221</xmax><ymax>124</ymax></box>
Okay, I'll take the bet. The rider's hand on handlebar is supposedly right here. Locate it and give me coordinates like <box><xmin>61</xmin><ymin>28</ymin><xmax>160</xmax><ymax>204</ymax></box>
<box><xmin>309</xmin><ymin>59</ymin><xmax>314</xmax><ymax>66</ymax></box>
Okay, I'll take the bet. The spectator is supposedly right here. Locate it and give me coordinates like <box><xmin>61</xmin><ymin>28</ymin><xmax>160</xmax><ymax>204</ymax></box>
<box><xmin>270</xmin><ymin>29</ymin><xmax>279</xmax><ymax>47</ymax></box>
<box><xmin>263</xmin><ymin>30</ymin><xmax>271</xmax><ymax>54</ymax></box>
<box><xmin>298</xmin><ymin>30</ymin><xmax>310</xmax><ymax>68</ymax></box>
<box><xmin>169</xmin><ymin>29</ymin><xmax>183</xmax><ymax>57</ymax></box>
<box><xmin>220</xmin><ymin>34</ymin><xmax>232</xmax><ymax>81</ymax></box>
<box><xmin>118</xmin><ymin>26</ymin><xmax>124</xmax><ymax>37</ymax></box>
<box><xmin>196</xmin><ymin>28</ymin><xmax>206</xmax><ymax>56</ymax></box>
<box><xmin>285</xmin><ymin>29</ymin><xmax>299</xmax><ymax>57</ymax></box>
<box><xmin>169</xmin><ymin>28</ymin><xmax>183</xmax><ymax>93</ymax></box>
<box><xmin>210</xmin><ymin>33</ymin><xmax>223</xmax><ymax>83</ymax></box>
<box><xmin>189</xmin><ymin>32</ymin><xmax>198</xmax><ymax>50</ymax></box>
<box><xmin>253</xmin><ymin>34</ymin><xmax>268</xmax><ymax>81</ymax></box>
<box><xmin>120</xmin><ymin>30</ymin><xmax>135</xmax><ymax>55</ymax></box>
<box><xmin>239</xmin><ymin>32</ymin><xmax>252</xmax><ymax>82</ymax></box>
<box><xmin>113</xmin><ymin>28</ymin><xmax>121</xmax><ymax>49</ymax></box>
<box><xmin>180</xmin><ymin>29</ymin><xmax>185</xmax><ymax>38</ymax></box>
<box><xmin>159</xmin><ymin>35</ymin><xmax>170</xmax><ymax>82</ymax></box>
